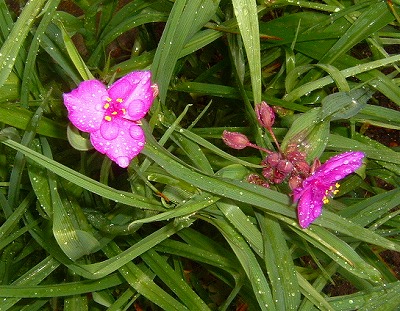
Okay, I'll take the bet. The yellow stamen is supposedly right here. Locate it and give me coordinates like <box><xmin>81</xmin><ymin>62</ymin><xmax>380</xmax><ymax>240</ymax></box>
<box><xmin>105</xmin><ymin>116</ymin><xmax>112</xmax><ymax>121</ymax></box>
<box><xmin>323</xmin><ymin>182</ymin><xmax>341</xmax><ymax>204</ymax></box>
<box><xmin>121</xmin><ymin>108</ymin><xmax>126</xmax><ymax>114</ymax></box>
<box><xmin>111</xmin><ymin>111</ymin><xmax>117</xmax><ymax>115</ymax></box>
<box><xmin>116</xmin><ymin>98</ymin><xmax>123</xmax><ymax>103</ymax></box>
<box><xmin>103</xmin><ymin>103</ymin><xmax>110</xmax><ymax>109</ymax></box>
<box><xmin>333</xmin><ymin>183</ymin><xmax>340</xmax><ymax>195</ymax></box>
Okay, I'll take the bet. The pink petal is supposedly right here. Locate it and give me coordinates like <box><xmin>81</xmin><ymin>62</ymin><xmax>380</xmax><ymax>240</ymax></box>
<box><xmin>293</xmin><ymin>151</ymin><xmax>365</xmax><ymax>228</ymax></box>
<box><xmin>100</xmin><ymin>120</ymin><xmax>119</xmax><ymax>140</ymax></box>
<box><xmin>90</xmin><ymin>118</ymin><xmax>145</xmax><ymax>168</ymax></box>
<box><xmin>312</xmin><ymin>151</ymin><xmax>364</xmax><ymax>184</ymax></box>
<box><xmin>297</xmin><ymin>185</ymin><xmax>324</xmax><ymax>228</ymax></box>
<box><xmin>63</xmin><ymin>80</ymin><xmax>108</xmax><ymax>133</ymax></box>
<box><xmin>108</xmin><ymin>71</ymin><xmax>156</xmax><ymax>121</ymax></box>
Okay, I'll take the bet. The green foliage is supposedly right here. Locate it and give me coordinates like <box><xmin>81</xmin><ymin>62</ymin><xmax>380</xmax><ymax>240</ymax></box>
<box><xmin>0</xmin><ymin>0</ymin><xmax>400</xmax><ymax>309</ymax></box>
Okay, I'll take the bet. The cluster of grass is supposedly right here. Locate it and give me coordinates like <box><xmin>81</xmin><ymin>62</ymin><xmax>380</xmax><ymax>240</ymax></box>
<box><xmin>0</xmin><ymin>0</ymin><xmax>400</xmax><ymax>309</ymax></box>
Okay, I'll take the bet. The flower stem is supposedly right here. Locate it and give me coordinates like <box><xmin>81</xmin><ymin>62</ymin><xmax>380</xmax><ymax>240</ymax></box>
<box><xmin>267</xmin><ymin>127</ymin><xmax>283</xmax><ymax>154</ymax></box>
<box><xmin>247</xmin><ymin>142</ymin><xmax>273</xmax><ymax>154</ymax></box>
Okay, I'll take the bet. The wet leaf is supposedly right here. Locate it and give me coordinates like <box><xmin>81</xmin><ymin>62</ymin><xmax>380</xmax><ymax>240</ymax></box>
<box><xmin>319</xmin><ymin>87</ymin><xmax>374</xmax><ymax>121</ymax></box>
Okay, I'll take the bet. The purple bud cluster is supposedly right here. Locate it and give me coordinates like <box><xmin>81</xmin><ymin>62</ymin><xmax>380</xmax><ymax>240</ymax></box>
<box><xmin>222</xmin><ymin>101</ymin><xmax>313</xmax><ymax>189</ymax></box>
<box><xmin>259</xmin><ymin>147</ymin><xmax>311</xmax><ymax>188</ymax></box>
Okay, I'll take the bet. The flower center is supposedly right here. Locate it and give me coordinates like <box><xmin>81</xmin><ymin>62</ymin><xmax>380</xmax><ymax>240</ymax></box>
<box><xmin>103</xmin><ymin>97</ymin><xmax>126</xmax><ymax>121</ymax></box>
<box><xmin>322</xmin><ymin>183</ymin><xmax>340</xmax><ymax>204</ymax></box>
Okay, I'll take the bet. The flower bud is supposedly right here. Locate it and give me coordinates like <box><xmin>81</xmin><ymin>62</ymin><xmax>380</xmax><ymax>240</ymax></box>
<box><xmin>247</xmin><ymin>173</ymin><xmax>270</xmax><ymax>188</ymax></box>
<box><xmin>255</xmin><ymin>101</ymin><xmax>275</xmax><ymax>129</ymax></box>
<box><xmin>286</xmin><ymin>150</ymin><xmax>307</xmax><ymax>162</ymax></box>
<box><xmin>262</xmin><ymin>166</ymin><xmax>274</xmax><ymax>180</ymax></box>
<box><xmin>310</xmin><ymin>158</ymin><xmax>321</xmax><ymax>174</ymax></box>
<box><xmin>276</xmin><ymin>160</ymin><xmax>294</xmax><ymax>174</ymax></box>
<box><xmin>222</xmin><ymin>130</ymin><xmax>250</xmax><ymax>150</ymax></box>
<box><xmin>288</xmin><ymin>175</ymin><xmax>303</xmax><ymax>190</ymax></box>
<box><xmin>262</xmin><ymin>152</ymin><xmax>281</xmax><ymax>167</ymax></box>
<box><xmin>272</xmin><ymin>170</ymin><xmax>286</xmax><ymax>184</ymax></box>
<box><xmin>294</xmin><ymin>161</ymin><xmax>310</xmax><ymax>175</ymax></box>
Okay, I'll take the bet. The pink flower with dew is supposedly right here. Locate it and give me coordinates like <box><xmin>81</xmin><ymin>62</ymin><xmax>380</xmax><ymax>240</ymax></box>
<box><xmin>293</xmin><ymin>151</ymin><xmax>365</xmax><ymax>228</ymax></box>
<box><xmin>63</xmin><ymin>71</ymin><xmax>158</xmax><ymax>168</ymax></box>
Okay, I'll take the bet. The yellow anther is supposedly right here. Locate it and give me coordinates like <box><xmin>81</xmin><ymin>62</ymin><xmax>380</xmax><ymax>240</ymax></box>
<box><xmin>106</xmin><ymin>97</ymin><xmax>112</xmax><ymax>102</ymax></box>
<box><xmin>104</xmin><ymin>116</ymin><xmax>112</xmax><ymax>122</ymax></box>
<box><xmin>103</xmin><ymin>103</ymin><xmax>110</xmax><ymax>109</ymax></box>
<box><xmin>111</xmin><ymin>111</ymin><xmax>117</xmax><ymax>115</ymax></box>
<box><xmin>122</xmin><ymin>108</ymin><xmax>126</xmax><ymax>114</ymax></box>
<box><xmin>116</xmin><ymin>98</ymin><xmax>123</xmax><ymax>103</ymax></box>
<box><xmin>323</xmin><ymin>197</ymin><xmax>330</xmax><ymax>204</ymax></box>
<box><xmin>333</xmin><ymin>183</ymin><xmax>340</xmax><ymax>195</ymax></box>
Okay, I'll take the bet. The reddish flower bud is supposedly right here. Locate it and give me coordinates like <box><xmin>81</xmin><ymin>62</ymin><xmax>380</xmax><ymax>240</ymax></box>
<box><xmin>294</xmin><ymin>161</ymin><xmax>310</xmax><ymax>175</ymax></box>
<box><xmin>262</xmin><ymin>166</ymin><xmax>274</xmax><ymax>180</ymax></box>
<box><xmin>286</xmin><ymin>150</ymin><xmax>307</xmax><ymax>162</ymax></box>
<box><xmin>272</xmin><ymin>170</ymin><xmax>286</xmax><ymax>184</ymax></box>
<box><xmin>247</xmin><ymin>173</ymin><xmax>270</xmax><ymax>188</ymax></box>
<box><xmin>262</xmin><ymin>152</ymin><xmax>281</xmax><ymax>167</ymax></box>
<box><xmin>310</xmin><ymin>158</ymin><xmax>321</xmax><ymax>174</ymax></box>
<box><xmin>255</xmin><ymin>101</ymin><xmax>275</xmax><ymax>129</ymax></box>
<box><xmin>288</xmin><ymin>175</ymin><xmax>303</xmax><ymax>190</ymax></box>
<box><xmin>276</xmin><ymin>160</ymin><xmax>294</xmax><ymax>174</ymax></box>
<box><xmin>222</xmin><ymin>130</ymin><xmax>250</xmax><ymax>149</ymax></box>
<box><xmin>285</xmin><ymin>143</ymin><xmax>298</xmax><ymax>155</ymax></box>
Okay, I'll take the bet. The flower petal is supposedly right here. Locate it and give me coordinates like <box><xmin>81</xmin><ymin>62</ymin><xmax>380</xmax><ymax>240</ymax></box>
<box><xmin>108</xmin><ymin>71</ymin><xmax>156</xmax><ymax>121</ymax></box>
<box><xmin>312</xmin><ymin>151</ymin><xmax>365</xmax><ymax>184</ymax></box>
<box><xmin>63</xmin><ymin>80</ymin><xmax>108</xmax><ymax>133</ymax></box>
<box><xmin>90</xmin><ymin>118</ymin><xmax>145</xmax><ymax>168</ymax></box>
<box><xmin>296</xmin><ymin>185</ymin><xmax>325</xmax><ymax>228</ymax></box>
<box><xmin>293</xmin><ymin>151</ymin><xmax>365</xmax><ymax>228</ymax></box>
<box><xmin>100</xmin><ymin>120</ymin><xmax>119</xmax><ymax>140</ymax></box>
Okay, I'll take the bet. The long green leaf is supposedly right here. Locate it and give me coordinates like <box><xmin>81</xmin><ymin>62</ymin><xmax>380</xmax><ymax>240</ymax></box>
<box><xmin>0</xmin><ymin>274</ymin><xmax>123</xmax><ymax>297</ymax></box>
<box><xmin>231</xmin><ymin>0</ymin><xmax>261</xmax><ymax>103</ymax></box>
<box><xmin>256</xmin><ymin>213</ymin><xmax>301</xmax><ymax>311</ymax></box>
<box><xmin>211</xmin><ymin>217</ymin><xmax>275</xmax><ymax>311</ymax></box>
<box><xmin>152</xmin><ymin>0</ymin><xmax>220</xmax><ymax>103</ymax></box>
<box><xmin>1</xmin><ymin>139</ymin><xmax>162</xmax><ymax>210</ymax></box>
<box><xmin>0</xmin><ymin>0</ymin><xmax>47</xmax><ymax>88</ymax></box>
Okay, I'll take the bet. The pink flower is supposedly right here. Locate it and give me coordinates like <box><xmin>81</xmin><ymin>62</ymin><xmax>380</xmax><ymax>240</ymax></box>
<box><xmin>293</xmin><ymin>151</ymin><xmax>365</xmax><ymax>228</ymax></box>
<box><xmin>63</xmin><ymin>71</ymin><xmax>158</xmax><ymax>168</ymax></box>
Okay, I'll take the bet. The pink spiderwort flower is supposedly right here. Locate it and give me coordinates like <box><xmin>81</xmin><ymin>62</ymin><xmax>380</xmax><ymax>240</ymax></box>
<box><xmin>63</xmin><ymin>71</ymin><xmax>158</xmax><ymax>168</ymax></box>
<box><xmin>293</xmin><ymin>151</ymin><xmax>365</xmax><ymax>228</ymax></box>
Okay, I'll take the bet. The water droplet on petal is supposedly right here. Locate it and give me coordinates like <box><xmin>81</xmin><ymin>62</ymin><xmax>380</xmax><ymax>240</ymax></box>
<box><xmin>129</xmin><ymin>125</ymin><xmax>143</xmax><ymax>139</ymax></box>
<box><xmin>116</xmin><ymin>156</ymin><xmax>130</xmax><ymax>168</ymax></box>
